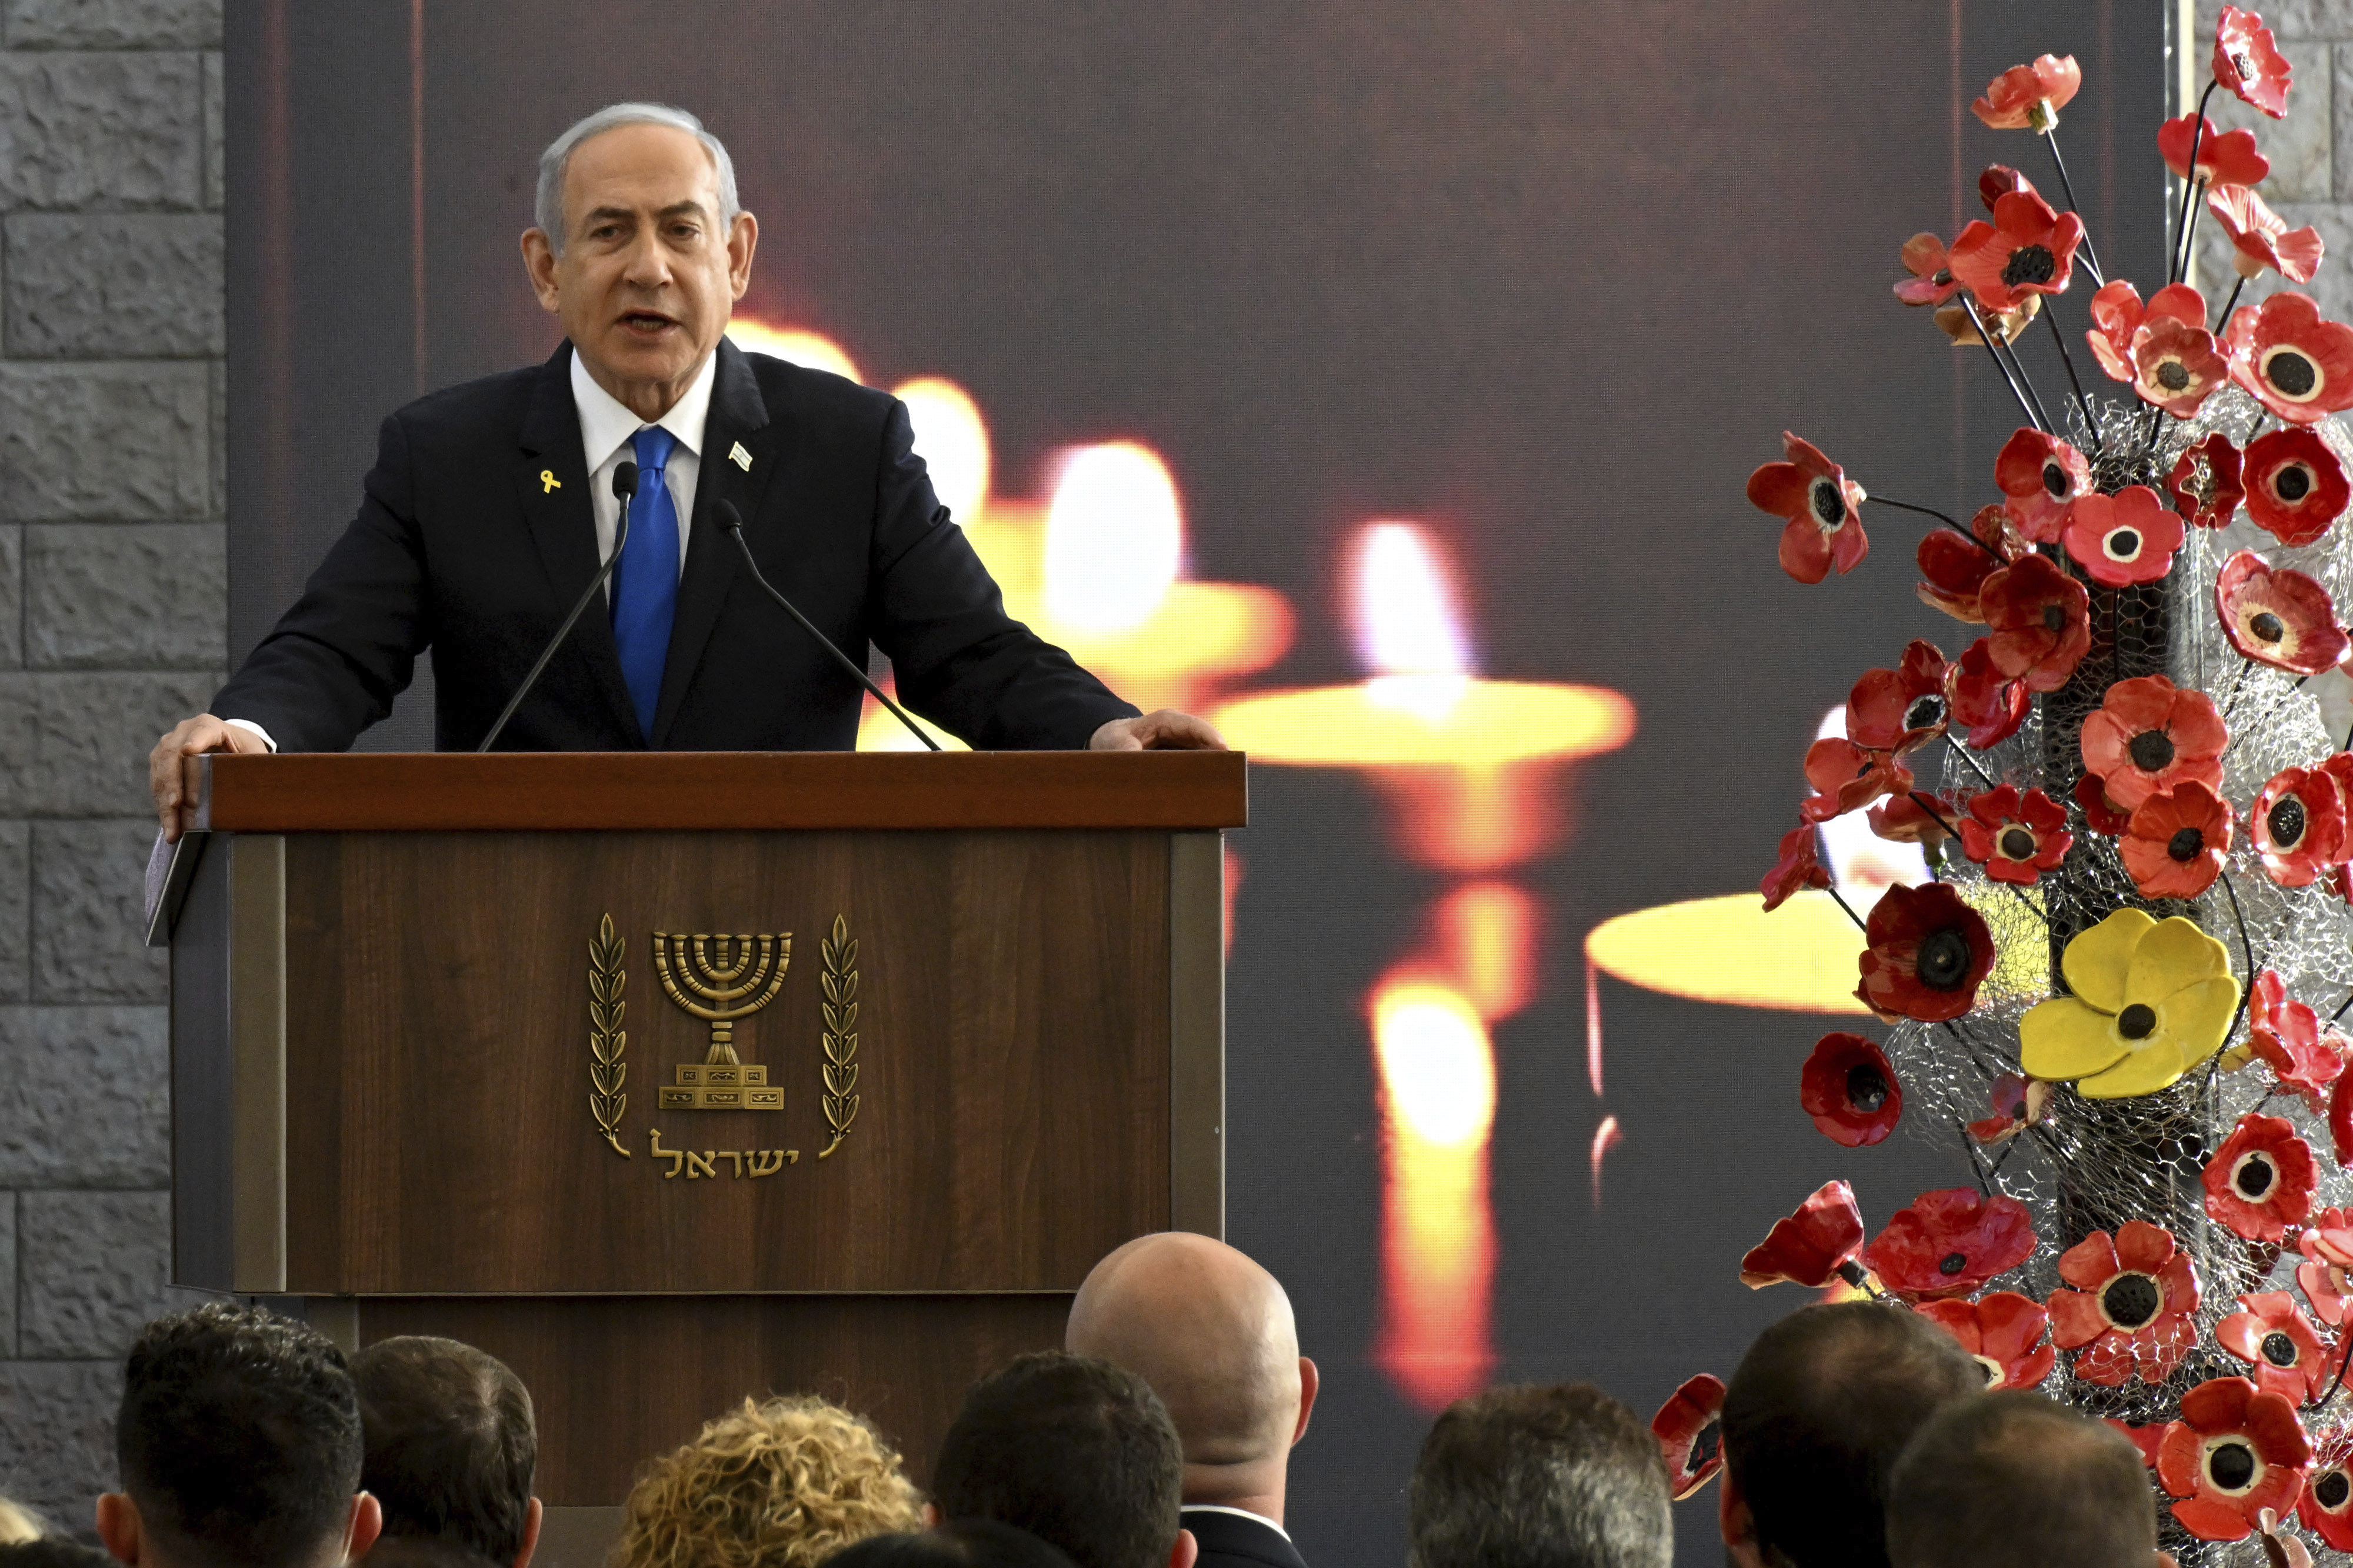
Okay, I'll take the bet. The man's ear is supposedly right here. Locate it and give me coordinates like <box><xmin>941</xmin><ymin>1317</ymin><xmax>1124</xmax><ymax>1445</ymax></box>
<box><xmin>1292</xmin><ymin>1357</ymin><xmax>1319</xmax><ymax>1447</ymax></box>
<box><xmin>513</xmin><ymin>1497</ymin><xmax>544</xmax><ymax>1568</ymax></box>
<box><xmin>519</xmin><ymin>229</ymin><xmax>562</xmax><ymax>313</ymax></box>
<box><xmin>725</xmin><ymin>211</ymin><xmax>759</xmax><ymax>301</ymax></box>
<box><xmin>95</xmin><ymin>1493</ymin><xmax>142</xmax><ymax>1567</ymax></box>
<box><xmin>342</xmin><ymin>1493</ymin><xmax>383</xmax><ymax>1564</ymax></box>
<box><xmin>1719</xmin><ymin>1464</ymin><xmax>1767</xmax><ymax>1568</ymax></box>
<box><xmin>1169</xmin><ymin>1527</ymin><xmax>1198</xmax><ymax>1568</ymax></box>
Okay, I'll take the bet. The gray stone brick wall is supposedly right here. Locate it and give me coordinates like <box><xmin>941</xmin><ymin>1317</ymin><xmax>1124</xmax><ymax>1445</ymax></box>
<box><xmin>0</xmin><ymin>0</ymin><xmax>220</xmax><ymax>1534</ymax></box>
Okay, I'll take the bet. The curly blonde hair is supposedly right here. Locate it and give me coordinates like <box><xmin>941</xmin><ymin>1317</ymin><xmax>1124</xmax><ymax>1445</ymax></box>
<box><xmin>611</xmin><ymin>1396</ymin><xmax>924</xmax><ymax>1568</ymax></box>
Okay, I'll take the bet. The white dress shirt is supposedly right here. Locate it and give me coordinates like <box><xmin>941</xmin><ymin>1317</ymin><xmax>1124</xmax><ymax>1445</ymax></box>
<box><xmin>224</xmin><ymin>345</ymin><xmax>718</xmax><ymax>751</ymax></box>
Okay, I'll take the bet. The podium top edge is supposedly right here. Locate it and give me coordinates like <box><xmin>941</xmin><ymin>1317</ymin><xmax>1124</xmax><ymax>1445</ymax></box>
<box><xmin>191</xmin><ymin>750</ymin><xmax>1249</xmax><ymax>833</ymax></box>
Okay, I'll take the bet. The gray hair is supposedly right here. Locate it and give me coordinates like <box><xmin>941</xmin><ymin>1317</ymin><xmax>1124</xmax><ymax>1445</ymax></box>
<box><xmin>1408</xmin><ymin>1383</ymin><xmax>1672</xmax><ymax>1568</ymax></box>
<box><xmin>534</xmin><ymin>102</ymin><xmax>740</xmax><ymax>252</ymax></box>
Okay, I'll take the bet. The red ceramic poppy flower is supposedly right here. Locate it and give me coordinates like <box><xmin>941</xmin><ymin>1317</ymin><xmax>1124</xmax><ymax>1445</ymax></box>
<box><xmin>2084</xmin><ymin>280</ymin><xmax>2204</xmax><ymax>382</ymax></box>
<box><xmin>1799</xmin><ymin>1032</ymin><xmax>1903</xmax><ymax>1147</ymax></box>
<box><xmin>1651</xmin><ymin>1374</ymin><xmax>1725</xmax><ymax>1501</ymax></box>
<box><xmin>2248</xmin><ymin>969</ymin><xmax>2347</xmax><ymax>1110</ymax></box>
<box><xmin>2062</xmin><ymin>486</ymin><xmax>2185</xmax><ymax>587</ymax></box>
<box><xmin>2302</xmin><ymin>1450</ymin><xmax>2353</xmax><ymax>1551</ymax></box>
<box><xmin>2297</xmin><ymin>1209</ymin><xmax>2353</xmax><ymax>1325</ymax></box>
<box><xmin>2335</xmin><ymin>1075</ymin><xmax>2353</xmax><ymax>1172</ymax></box>
<box><xmin>1978</xmin><ymin>165</ymin><xmax>2036</xmax><ymax>210</ymax></box>
<box><xmin>2158</xmin><ymin>1376</ymin><xmax>2312</xmax><ymax>1542</ymax></box>
<box><xmin>1949</xmin><ymin>191</ymin><xmax>2085</xmax><ymax>313</ymax></box>
<box><xmin>1861</xmin><ymin>1188</ymin><xmax>2035</xmax><ymax>1303</ymax></box>
<box><xmin>2109</xmin><ymin>1420</ymin><xmax>2169</xmax><ymax>1469</ymax></box>
<box><xmin>2079</xmin><ymin>675</ymin><xmax>2227</xmax><ymax>810</ymax></box>
<box><xmin>2170</xmin><ymin>433</ymin><xmax>2247</xmax><ymax>528</ymax></box>
<box><xmin>1920</xmin><ymin>1292</ymin><xmax>2056</xmax><ymax>1391</ymax></box>
<box><xmin>1967</xmin><ymin>1072</ymin><xmax>2052</xmax><ymax>1145</ymax></box>
<box><xmin>1799</xmin><ymin>737</ymin><xmax>1915</xmax><ymax>825</ymax></box>
<box><xmin>1847</xmin><ymin>640</ymin><xmax>1951</xmax><ymax>754</ymax></box>
<box><xmin>1957</xmin><ymin>785</ymin><xmax>2073</xmax><ymax>885</ymax></box>
<box><xmin>2121</xmin><ymin>780</ymin><xmax>2234</xmax><ymax>899</ymax></box>
<box><xmin>1981</xmin><ymin>555</ymin><xmax>2091</xmax><ymax>690</ymax></box>
<box><xmin>2253</xmin><ymin>767</ymin><xmax>2349</xmax><ymax>885</ymax></box>
<box><xmin>2205</xmin><ymin>1112</ymin><xmax>2318</xmax><ymax>1243</ymax></box>
<box><xmin>2243</xmin><ymin>426</ymin><xmax>2351</xmax><ymax>545</ymax></box>
<box><xmin>1945</xmin><ymin>639</ymin><xmax>2030</xmax><ymax>748</ymax></box>
<box><xmin>1868</xmin><ymin>790</ymin><xmax>1957</xmax><ymax>852</ymax></box>
<box><xmin>2219</xmin><ymin>553</ymin><xmax>2351</xmax><ymax>679</ymax></box>
<box><xmin>2133</xmin><ymin>316</ymin><xmax>2232</xmax><ymax>418</ymax></box>
<box><xmin>1761</xmin><ymin>822</ymin><xmax>1830</xmax><ymax>913</ymax></box>
<box><xmin>2219</xmin><ymin>1292</ymin><xmax>2335</xmax><ymax>1404</ymax></box>
<box><xmin>2075</xmin><ymin>773</ymin><xmax>2133</xmax><ymax>834</ymax></box>
<box><xmin>1994</xmin><ymin>426</ymin><xmax>2092</xmax><ymax>542</ymax></box>
<box><xmin>1740</xmin><ymin>1180</ymin><xmax>1867</xmax><ymax>1289</ymax></box>
<box><xmin>2159</xmin><ymin>112</ymin><xmax>2273</xmax><ymax>186</ymax></box>
<box><xmin>1916</xmin><ymin>506</ymin><xmax>2024</xmax><ymax>623</ymax></box>
<box><xmin>1894</xmin><ymin>232</ymin><xmax>1960</xmax><ymax>308</ymax></box>
<box><xmin>1973</xmin><ymin>54</ymin><xmax>2082</xmax><ymax>130</ymax></box>
<box><xmin>1748</xmin><ymin>432</ymin><xmax>1869</xmax><ymax>583</ymax></box>
<box><xmin>2216</xmin><ymin>5</ymin><xmax>2294</xmax><ymax>118</ymax></box>
<box><xmin>2208</xmin><ymin>184</ymin><xmax>2324</xmax><ymax>283</ymax></box>
<box><xmin>2225</xmin><ymin>292</ymin><xmax>2353</xmax><ymax>423</ymax></box>
<box><xmin>2049</xmin><ymin>1221</ymin><xmax>2202</xmax><ymax>1386</ymax></box>
<box><xmin>1855</xmin><ymin>882</ymin><xmax>1995</xmax><ymax>1023</ymax></box>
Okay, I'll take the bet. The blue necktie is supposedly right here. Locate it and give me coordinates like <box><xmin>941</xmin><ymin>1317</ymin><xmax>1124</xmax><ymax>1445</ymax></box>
<box><xmin>610</xmin><ymin>425</ymin><xmax>680</xmax><ymax>740</ymax></box>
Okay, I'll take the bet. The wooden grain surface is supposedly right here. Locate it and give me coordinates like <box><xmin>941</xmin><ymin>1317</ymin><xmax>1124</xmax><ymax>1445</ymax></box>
<box><xmin>352</xmin><ymin>1295</ymin><xmax>1072</xmax><ymax>1503</ymax></box>
<box><xmin>281</xmin><ymin>829</ymin><xmax>1171</xmax><ymax>1293</ymax></box>
<box><xmin>190</xmin><ymin>750</ymin><xmax>1247</xmax><ymax>832</ymax></box>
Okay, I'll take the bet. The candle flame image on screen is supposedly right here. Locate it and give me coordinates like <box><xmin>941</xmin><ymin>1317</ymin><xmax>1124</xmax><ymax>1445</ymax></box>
<box><xmin>726</xmin><ymin>321</ymin><xmax>859</xmax><ymax>383</ymax></box>
<box><xmin>1371</xmin><ymin>976</ymin><xmax>1498</xmax><ymax>1414</ymax></box>
<box><xmin>894</xmin><ymin>375</ymin><xmax>992</xmax><ymax>523</ymax></box>
<box><xmin>1045</xmin><ymin>442</ymin><xmax>1185</xmax><ymax>635</ymax></box>
<box><xmin>1431</xmin><ymin>880</ymin><xmax>1538</xmax><ymax>1023</ymax></box>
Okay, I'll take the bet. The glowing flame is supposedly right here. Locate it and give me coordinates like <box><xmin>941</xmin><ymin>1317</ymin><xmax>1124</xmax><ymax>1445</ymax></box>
<box><xmin>894</xmin><ymin>376</ymin><xmax>991</xmax><ymax>524</ymax></box>
<box><xmin>726</xmin><ymin>321</ymin><xmax>861</xmax><ymax>383</ymax></box>
<box><xmin>1371</xmin><ymin>977</ymin><xmax>1497</xmax><ymax>1412</ymax></box>
<box><xmin>1351</xmin><ymin>522</ymin><xmax>1472</xmax><ymax>719</ymax></box>
<box><xmin>1043</xmin><ymin>442</ymin><xmax>1184</xmax><ymax>633</ymax></box>
<box><xmin>1433</xmin><ymin>881</ymin><xmax>1539</xmax><ymax>1022</ymax></box>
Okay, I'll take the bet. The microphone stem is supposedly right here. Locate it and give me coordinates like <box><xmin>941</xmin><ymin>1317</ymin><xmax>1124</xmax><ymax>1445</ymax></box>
<box><xmin>722</xmin><ymin>521</ymin><xmax>941</xmax><ymax>752</ymax></box>
<box><xmin>476</xmin><ymin>510</ymin><xmax>631</xmax><ymax>753</ymax></box>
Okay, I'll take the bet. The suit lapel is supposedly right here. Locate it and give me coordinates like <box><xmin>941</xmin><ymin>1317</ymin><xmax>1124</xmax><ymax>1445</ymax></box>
<box><xmin>651</xmin><ymin>339</ymin><xmax>779</xmax><ymax>746</ymax></box>
<box><xmin>515</xmin><ymin>342</ymin><xmax>641</xmax><ymax>745</ymax></box>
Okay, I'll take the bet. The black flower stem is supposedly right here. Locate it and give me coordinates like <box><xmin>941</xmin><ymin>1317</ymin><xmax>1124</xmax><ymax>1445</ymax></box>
<box><xmin>1946</xmin><ymin>735</ymin><xmax>2004</xmax><ymax>792</ymax></box>
<box><xmin>1995</xmin><ymin>325</ymin><xmax>2064</xmax><ymax>436</ymax></box>
<box><xmin>1826</xmin><ymin>884</ymin><xmax>1870</xmax><ymax>933</ymax></box>
<box><xmin>2179</xmin><ymin>179</ymin><xmax>2211</xmax><ymax>289</ymax></box>
<box><xmin>2333</xmin><ymin>987</ymin><xmax>2353</xmax><ymax>1023</ymax></box>
<box><xmin>1956</xmin><ymin>1119</ymin><xmax>1994</xmax><ymax>1198</ymax></box>
<box><xmin>1866</xmin><ymin>496</ymin><xmax>2004</xmax><ymax>561</ymax></box>
<box><xmin>2220</xmin><ymin>871</ymin><xmax>2257</xmax><ymax>1051</ymax></box>
<box><xmin>2039</xmin><ymin>128</ymin><xmax>2106</xmax><ymax>288</ymax></box>
<box><xmin>1905</xmin><ymin>789</ymin><xmax>2048</xmax><ymax>928</ymax></box>
<box><xmin>2221</xmin><ymin>655</ymin><xmax>2253</xmax><ymax>726</ymax></box>
<box><xmin>2315</xmin><ymin>1320</ymin><xmax>2353</xmax><ymax>1409</ymax></box>
<box><xmin>2171</xmin><ymin>82</ymin><xmax>2222</xmax><ymax>284</ymax></box>
<box><xmin>1985</xmin><ymin>1135</ymin><xmax>2023</xmax><ymax>1179</ymax></box>
<box><xmin>2042</xmin><ymin>303</ymin><xmax>2108</xmax><ymax>453</ymax></box>
<box><xmin>2215</xmin><ymin>274</ymin><xmax>2247</xmax><ymax>335</ymax></box>
<box><xmin>1960</xmin><ymin>295</ymin><xmax>2049</xmax><ymax>433</ymax></box>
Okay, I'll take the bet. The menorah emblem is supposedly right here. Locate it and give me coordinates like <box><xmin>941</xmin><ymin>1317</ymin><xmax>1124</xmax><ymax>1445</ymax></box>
<box><xmin>652</xmin><ymin>931</ymin><xmax>790</xmax><ymax>1111</ymax></box>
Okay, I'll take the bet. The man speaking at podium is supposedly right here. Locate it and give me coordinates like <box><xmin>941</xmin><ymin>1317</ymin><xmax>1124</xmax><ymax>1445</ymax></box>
<box><xmin>148</xmin><ymin>102</ymin><xmax>1221</xmax><ymax>840</ymax></box>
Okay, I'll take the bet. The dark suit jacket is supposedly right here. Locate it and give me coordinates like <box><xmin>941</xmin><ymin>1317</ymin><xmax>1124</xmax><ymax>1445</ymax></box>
<box><xmin>214</xmin><ymin>339</ymin><xmax>1138</xmax><ymax>752</ymax></box>
<box><xmin>1181</xmin><ymin>1509</ymin><xmax>1308</xmax><ymax>1568</ymax></box>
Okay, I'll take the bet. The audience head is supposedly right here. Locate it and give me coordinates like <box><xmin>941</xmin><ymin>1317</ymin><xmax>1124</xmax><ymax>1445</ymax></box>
<box><xmin>1885</xmin><ymin>1392</ymin><xmax>2157</xmax><ymax>1568</ymax></box>
<box><xmin>0</xmin><ymin>1543</ymin><xmax>116</xmax><ymax>1568</ymax></box>
<box><xmin>1406</xmin><ymin>1383</ymin><xmax>1670</xmax><ymax>1568</ymax></box>
<box><xmin>1065</xmin><ymin>1234</ymin><xmax>1317</xmax><ymax>1518</ymax></box>
<box><xmin>99</xmin><ymin>1303</ymin><xmax>378</xmax><ymax>1568</ymax></box>
<box><xmin>351</xmin><ymin>1336</ymin><xmax>539</xmax><ymax>1568</ymax></box>
<box><xmin>932</xmin><ymin>1352</ymin><xmax>1194</xmax><ymax>1568</ymax></box>
<box><xmin>613</xmin><ymin>1394</ymin><xmax>921</xmax><ymax>1568</ymax></box>
<box><xmin>828</xmin><ymin>1522</ymin><xmax>1079</xmax><ymax>1568</ymax></box>
<box><xmin>1719</xmin><ymin>1302</ymin><xmax>1982</xmax><ymax>1568</ymax></box>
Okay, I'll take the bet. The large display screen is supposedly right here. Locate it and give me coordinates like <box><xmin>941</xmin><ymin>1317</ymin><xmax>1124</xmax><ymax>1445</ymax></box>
<box><xmin>227</xmin><ymin>4</ymin><xmax>2166</xmax><ymax>1560</ymax></box>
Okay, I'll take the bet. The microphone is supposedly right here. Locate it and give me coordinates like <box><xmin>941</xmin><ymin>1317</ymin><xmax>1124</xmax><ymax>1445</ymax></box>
<box><xmin>476</xmin><ymin>461</ymin><xmax>640</xmax><ymax>753</ymax></box>
<box><xmin>716</xmin><ymin>500</ymin><xmax>942</xmax><ymax>752</ymax></box>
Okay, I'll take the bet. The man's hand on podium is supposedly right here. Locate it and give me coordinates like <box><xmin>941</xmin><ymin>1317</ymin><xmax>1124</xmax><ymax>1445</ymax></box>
<box><xmin>1089</xmin><ymin>709</ymin><xmax>1228</xmax><ymax>751</ymax></box>
<box><xmin>149</xmin><ymin>714</ymin><xmax>271</xmax><ymax>842</ymax></box>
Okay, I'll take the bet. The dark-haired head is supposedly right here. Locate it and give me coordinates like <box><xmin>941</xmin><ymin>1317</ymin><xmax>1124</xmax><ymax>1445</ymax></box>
<box><xmin>932</xmin><ymin>1352</ymin><xmax>1191</xmax><ymax>1568</ymax></box>
<box><xmin>829</xmin><ymin>1522</ymin><xmax>1081</xmax><ymax>1568</ymax></box>
<box><xmin>1886</xmin><ymin>1391</ymin><xmax>2155</xmax><ymax>1568</ymax></box>
<box><xmin>1407</xmin><ymin>1383</ymin><xmax>1670</xmax><ymax>1568</ymax></box>
<box><xmin>0</xmin><ymin>1541</ymin><xmax>116</xmax><ymax>1568</ymax></box>
<box><xmin>1721</xmin><ymin>1302</ymin><xmax>1981</xmax><ymax>1568</ymax></box>
<box><xmin>99</xmin><ymin>1303</ymin><xmax>377</xmax><ymax>1568</ymax></box>
<box><xmin>352</xmin><ymin>1336</ymin><xmax>538</xmax><ymax>1567</ymax></box>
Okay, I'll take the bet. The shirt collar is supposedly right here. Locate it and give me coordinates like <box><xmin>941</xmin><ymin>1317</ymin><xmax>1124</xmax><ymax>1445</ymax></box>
<box><xmin>568</xmin><ymin>343</ymin><xmax>718</xmax><ymax>473</ymax></box>
<box><xmin>1179</xmin><ymin>1506</ymin><xmax>1291</xmax><ymax>1542</ymax></box>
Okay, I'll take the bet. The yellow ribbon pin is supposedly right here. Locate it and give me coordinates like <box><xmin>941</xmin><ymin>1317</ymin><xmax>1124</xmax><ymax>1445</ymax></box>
<box><xmin>541</xmin><ymin>470</ymin><xmax>561</xmax><ymax>493</ymax></box>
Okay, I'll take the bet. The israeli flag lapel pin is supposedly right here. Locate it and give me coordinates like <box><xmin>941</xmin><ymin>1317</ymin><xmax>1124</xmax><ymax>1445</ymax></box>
<box><xmin>729</xmin><ymin>442</ymin><xmax>753</xmax><ymax>472</ymax></box>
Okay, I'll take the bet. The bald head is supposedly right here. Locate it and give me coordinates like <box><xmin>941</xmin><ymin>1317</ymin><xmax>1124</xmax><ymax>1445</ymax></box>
<box><xmin>1065</xmin><ymin>1235</ymin><xmax>1314</xmax><ymax>1513</ymax></box>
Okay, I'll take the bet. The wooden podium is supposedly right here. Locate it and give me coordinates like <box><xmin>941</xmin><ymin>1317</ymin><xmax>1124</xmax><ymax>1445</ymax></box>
<box><xmin>162</xmin><ymin>750</ymin><xmax>1244</xmax><ymax>1538</ymax></box>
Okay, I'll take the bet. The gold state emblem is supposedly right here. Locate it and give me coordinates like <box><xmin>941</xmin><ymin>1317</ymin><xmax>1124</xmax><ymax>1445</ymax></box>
<box><xmin>653</xmin><ymin>932</ymin><xmax>790</xmax><ymax>1109</ymax></box>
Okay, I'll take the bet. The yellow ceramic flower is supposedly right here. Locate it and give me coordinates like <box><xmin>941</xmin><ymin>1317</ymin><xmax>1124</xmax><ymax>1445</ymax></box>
<box><xmin>2019</xmin><ymin>908</ymin><xmax>2239</xmax><ymax>1099</ymax></box>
